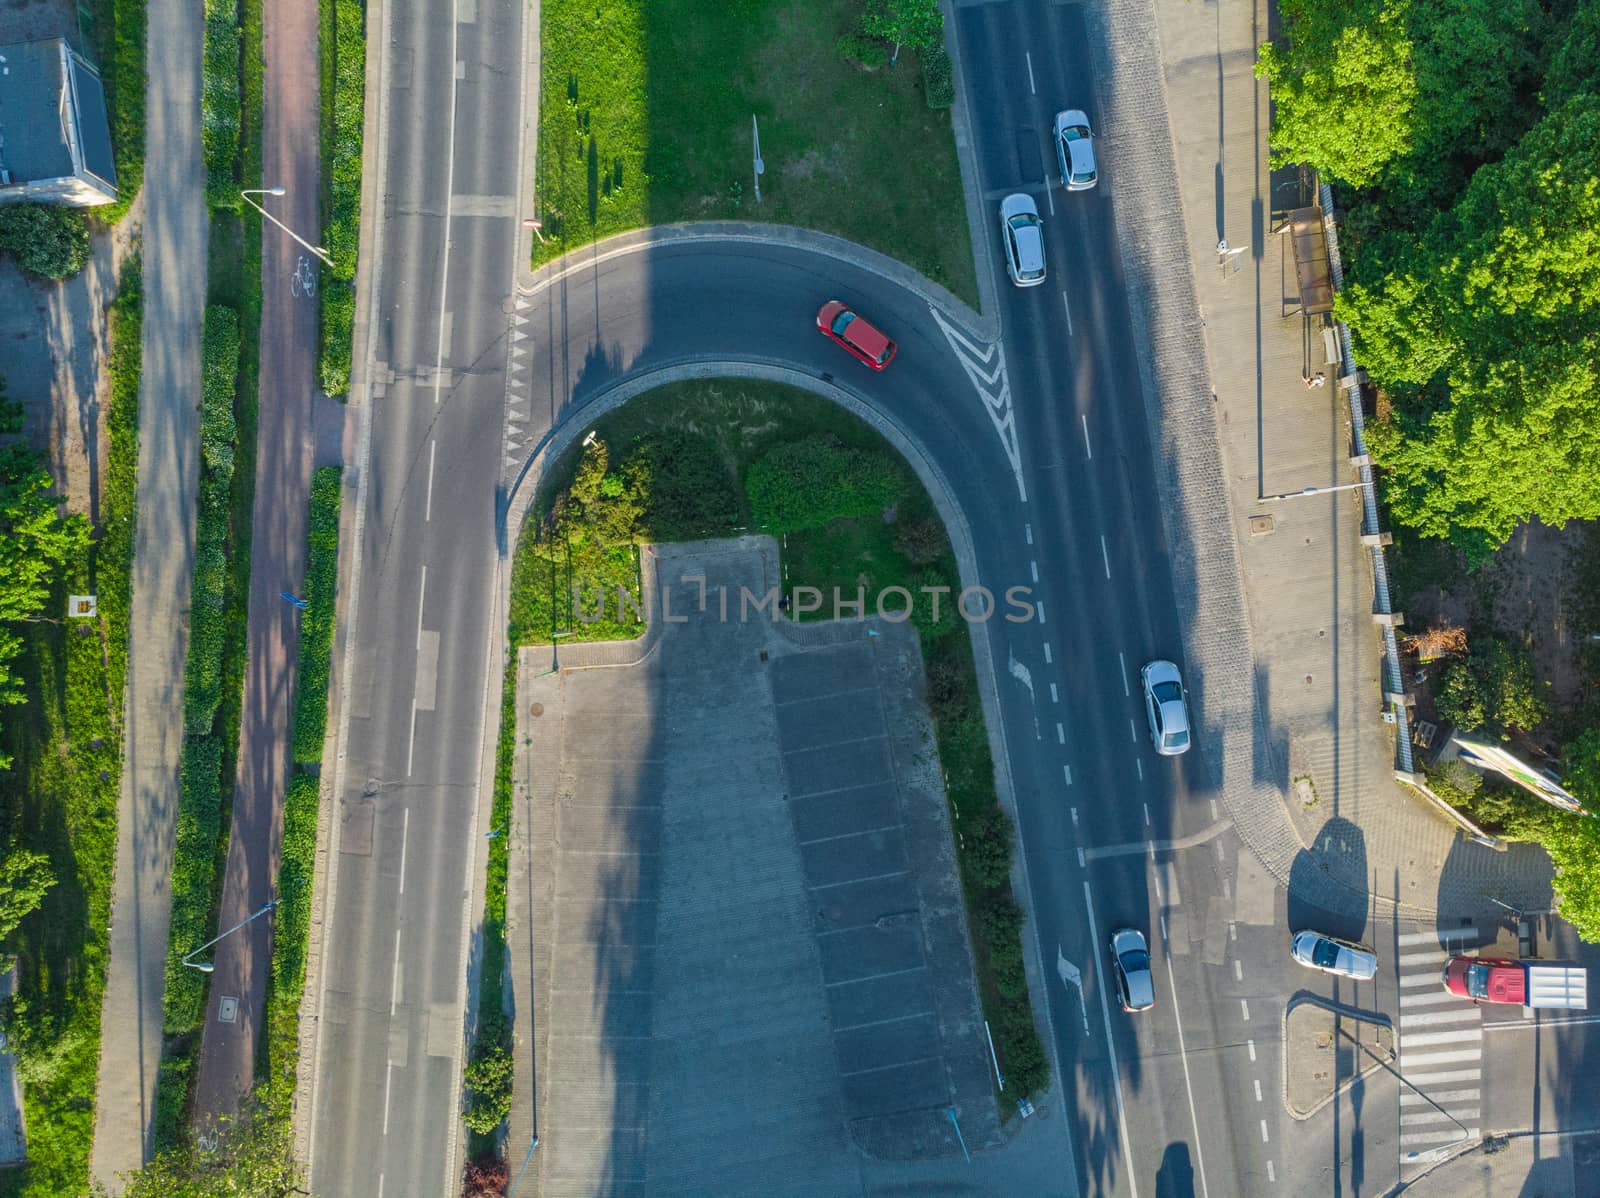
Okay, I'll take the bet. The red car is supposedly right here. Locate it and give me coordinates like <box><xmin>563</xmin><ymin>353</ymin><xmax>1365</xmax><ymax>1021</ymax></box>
<box><xmin>816</xmin><ymin>300</ymin><xmax>897</xmax><ymax>371</ymax></box>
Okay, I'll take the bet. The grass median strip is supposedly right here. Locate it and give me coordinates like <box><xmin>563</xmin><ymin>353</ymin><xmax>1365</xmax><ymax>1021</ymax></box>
<box><xmin>536</xmin><ymin>0</ymin><xmax>977</xmax><ymax>304</ymax></box>
<box><xmin>319</xmin><ymin>0</ymin><xmax>365</xmax><ymax>396</ymax></box>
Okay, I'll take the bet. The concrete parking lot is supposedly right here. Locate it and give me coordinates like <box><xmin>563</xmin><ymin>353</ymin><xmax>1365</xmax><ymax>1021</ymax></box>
<box><xmin>512</xmin><ymin>537</ymin><xmax>999</xmax><ymax>1196</ymax></box>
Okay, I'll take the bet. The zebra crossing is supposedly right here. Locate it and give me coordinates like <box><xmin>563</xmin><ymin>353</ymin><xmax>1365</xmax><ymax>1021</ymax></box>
<box><xmin>1394</xmin><ymin>928</ymin><xmax>1483</xmax><ymax>1164</ymax></box>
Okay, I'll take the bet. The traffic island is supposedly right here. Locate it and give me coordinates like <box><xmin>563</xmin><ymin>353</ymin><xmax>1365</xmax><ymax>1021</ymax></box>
<box><xmin>1283</xmin><ymin>996</ymin><xmax>1395</xmax><ymax>1119</ymax></box>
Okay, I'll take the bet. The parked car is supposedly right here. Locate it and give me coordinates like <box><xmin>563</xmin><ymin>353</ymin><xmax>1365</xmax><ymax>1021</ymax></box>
<box><xmin>1109</xmin><ymin>927</ymin><xmax>1155</xmax><ymax>1012</ymax></box>
<box><xmin>1442</xmin><ymin>956</ymin><xmax>1588</xmax><ymax>1008</ymax></box>
<box><xmin>1139</xmin><ymin>660</ymin><xmax>1191</xmax><ymax>756</ymax></box>
<box><xmin>815</xmin><ymin>300</ymin><xmax>897</xmax><ymax>371</ymax></box>
<box><xmin>999</xmin><ymin>193</ymin><xmax>1046</xmax><ymax>287</ymax></box>
<box><xmin>1290</xmin><ymin>930</ymin><xmax>1378</xmax><ymax>980</ymax></box>
<box><xmin>1054</xmin><ymin>109</ymin><xmax>1098</xmax><ymax>191</ymax></box>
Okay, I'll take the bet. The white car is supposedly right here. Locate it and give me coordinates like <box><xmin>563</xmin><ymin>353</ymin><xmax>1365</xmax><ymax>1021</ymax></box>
<box><xmin>1054</xmin><ymin>109</ymin><xmax>1098</xmax><ymax>191</ymax></box>
<box><xmin>999</xmin><ymin>193</ymin><xmax>1046</xmax><ymax>288</ymax></box>
<box><xmin>1140</xmin><ymin>659</ymin><xmax>1191</xmax><ymax>756</ymax></box>
<box><xmin>1291</xmin><ymin>931</ymin><xmax>1378</xmax><ymax>981</ymax></box>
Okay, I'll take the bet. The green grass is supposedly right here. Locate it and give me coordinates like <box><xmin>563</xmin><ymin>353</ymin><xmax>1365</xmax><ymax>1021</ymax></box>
<box><xmin>319</xmin><ymin>0</ymin><xmax>365</xmax><ymax>395</ymax></box>
<box><xmin>536</xmin><ymin>0</ymin><xmax>977</xmax><ymax>304</ymax></box>
<box><xmin>293</xmin><ymin>469</ymin><xmax>342</xmax><ymax>760</ymax></box>
<box><xmin>93</xmin><ymin>0</ymin><xmax>147</xmax><ymax>222</ymax></box>
<box><xmin>0</xmin><ymin>262</ymin><xmax>143</xmax><ymax>1198</ymax></box>
<box><xmin>504</xmin><ymin>378</ymin><xmax>1050</xmax><ymax>1110</ymax></box>
<box><xmin>202</xmin><ymin>0</ymin><xmax>242</xmax><ymax>209</ymax></box>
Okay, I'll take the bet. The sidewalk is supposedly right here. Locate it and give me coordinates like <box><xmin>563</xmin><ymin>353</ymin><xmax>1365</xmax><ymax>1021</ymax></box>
<box><xmin>1082</xmin><ymin>0</ymin><xmax>1552</xmax><ymax>919</ymax></box>
<box><xmin>90</xmin><ymin>0</ymin><xmax>208</xmax><ymax>1181</ymax></box>
<box><xmin>192</xmin><ymin>0</ymin><xmax>321</xmax><ymax>1125</ymax></box>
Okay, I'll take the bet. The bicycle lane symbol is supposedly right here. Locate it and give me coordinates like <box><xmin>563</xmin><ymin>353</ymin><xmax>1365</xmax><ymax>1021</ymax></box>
<box><xmin>291</xmin><ymin>255</ymin><xmax>317</xmax><ymax>299</ymax></box>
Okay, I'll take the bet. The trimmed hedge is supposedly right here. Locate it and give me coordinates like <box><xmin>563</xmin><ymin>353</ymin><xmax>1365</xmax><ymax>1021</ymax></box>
<box><xmin>183</xmin><ymin>305</ymin><xmax>240</xmax><ymax>734</ymax></box>
<box><xmin>745</xmin><ymin>436</ymin><xmax>905</xmax><ymax>532</ymax></box>
<box><xmin>100</xmin><ymin>257</ymin><xmax>143</xmax><ymax>705</ymax></box>
<box><xmin>922</xmin><ymin>44</ymin><xmax>954</xmax><ymax>110</ymax></box>
<box><xmin>292</xmin><ymin>467</ymin><xmax>342</xmax><ymax>761</ymax></box>
<box><xmin>319</xmin><ymin>0</ymin><xmax>366</xmax><ymax>395</ymax></box>
<box><xmin>202</xmin><ymin>0</ymin><xmax>242</xmax><ymax>209</ymax></box>
<box><xmin>161</xmin><ymin>735</ymin><xmax>224</xmax><ymax>1030</ymax></box>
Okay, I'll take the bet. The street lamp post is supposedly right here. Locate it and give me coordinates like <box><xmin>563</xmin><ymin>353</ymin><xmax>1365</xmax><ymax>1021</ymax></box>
<box><xmin>240</xmin><ymin>187</ymin><xmax>333</xmax><ymax>268</ymax></box>
<box><xmin>181</xmin><ymin>899</ymin><xmax>279</xmax><ymax>973</ymax></box>
<box><xmin>1258</xmin><ymin>480</ymin><xmax>1368</xmax><ymax>503</ymax></box>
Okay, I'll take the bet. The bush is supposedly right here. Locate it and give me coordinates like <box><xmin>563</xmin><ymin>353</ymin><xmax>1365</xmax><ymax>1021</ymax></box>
<box><xmin>892</xmin><ymin>513</ymin><xmax>948</xmax><ymax>565</ymax></box>
<box><xmin>202</xmin><ymin>0</ymin><xmax>242</xmax><ymax>208</ymax></box>
<box><xmin>162</xmin><ymin>736</ymin><xmax>224</xmax><ymax>1030</ymax></box>
<box><xmin>1435</xmin><ymin>637</ymin><xmax>1547</xmax><ymax>737</ymax></box>
<box><xmin>0</xmin><ymin>205</ymin><xmax>91</xmax><ymax>279</ymax></box>
<box><xmin>272</xmin><ymin>774</ymin><xmax>322</xmax><ymax>999</ymax></box>
<box><xmin>745</xmin><ymin>437</ymin><xmax>904</xmax><ymax>532</ymax></box>
<box><xmin>462</xmin><ymin>1043</ymin><xmax>514</xmax><ymax>1135</ymax></box>
<box><xmin>320</xmin><ymin>0</ymin><xmax>366</xmax><ymax>396</ymax></box>
<box><xmin>837</xmin><ymin>32</ymin><xmax>888</xmax><ymax>68</ymax></box>
<box><xmin>292</xmin><ymin>467</ymin><xmax>342</xmax><ymax>761</ymax></box>
<box><xmin>629</xmin><ymin>430</ymin><xmax>742</xmax><ymax>540</ymax></box>
<box><xmin>463</xmin><ymin>1155</ymin><xmax>510</xmax><ymax>1198</ymax></box>
<box><xmin>959</xmin><ymin>803</ymin><xmax>1013</xmax><ymax>890</ymax></box>
<box><xmin>96</xmin><ymin>0</ymin><xmax>147</xmax><ymax>222</ymax></box>
<box><xmin>922</xmin><ymin>45</ymin><xmax>955</xmax><ymax>110</ymax></box>
<box><xmin>320</xmin><ymin>279</ymin><xmax>355</xmax><ymax>396</ymax></box>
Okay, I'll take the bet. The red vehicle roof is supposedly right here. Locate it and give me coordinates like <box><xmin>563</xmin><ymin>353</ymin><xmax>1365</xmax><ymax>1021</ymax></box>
<box><xmin>1444</xmin><ymin>955</ymin><xmax>1526</xmax><ymax>1004</ymax></box>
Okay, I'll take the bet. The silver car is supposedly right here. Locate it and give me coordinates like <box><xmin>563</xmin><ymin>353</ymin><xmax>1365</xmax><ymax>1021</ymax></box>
<box><xmin>1000</xmin><ymin>193</ymin><xmax>1046</xmax><ymax>288</ymax></box>
<box><xmin>1291</xmin><ymin>930</ymin><xmax>1378</xmax><ymax>981</ymax></box>
<box><xmin>1054</xmin><ymin>109</ymin><xmax>1098</xmax><ymax>191</ymax></box>
<box><xmin>1109</xmin><ymin>927</ymin><xmax>1155</xmax><ymax>1012</ymax></box>
<box><xmin>1140</xmin><ymin>659</ymin><xmax>1191</xmax><ymax>756</ymax></box>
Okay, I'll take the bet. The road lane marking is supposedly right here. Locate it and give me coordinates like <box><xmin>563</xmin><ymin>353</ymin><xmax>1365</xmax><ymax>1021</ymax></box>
<box><xmin>1397</xmin><ymin>929</ymin><xmax>1465</xmax><ymax>947</ymax></box>
<box><xmin>1057</xmin><ymin>723</ymin><xmax>1065</xmax><ymax>744</ymax></box>
<box><xmin>1399</xmin><ymin>948</ymin><xmax>1452</xmax><ymax>966</ymax></box>
<box><xmin>1081</xmin><ymin>411</ymin><xmax>1091</xmax><ymax>457</ymax></box>
<box><xmin>1129</xmin><ymin>718</ymin><xmax>1138</xmax><ymax>743</ymax></box>
<box><xmin>1037</xmin><ymin>600</ymin><xmax>1046</xmax><ymax>624</ymax></box>
<box><xmin>1234</xmin><ymin>960</ymin><xmax>1243</xmax><ymax>981</ymax></box>
<box><xmin>1025</xmin><ymin>522</ymin><xmax>1033</xmax><ymax>545</ymax></box>
<box><xmin>398</xmin><ymin>807</ymin><xmax>409</xmax><ymax>895</ymax></box>
<box><xmin>1230</xmin><ymin>921</ymin><xmax>1237</xmax><ymax>941</ymax></box>
<box><xmin>1161</xmin><ymin>914</ymin><xmax>1168</xmax><ymax>941</ymax></box>
<box><xmin>1221</xmin><ymin>877</ymin><xmax>1231</xmax><ymax>899</ymax></box>
<box><xmin>1240</xmin><ymin>999</ymin><xmax>1250</xmax><ymax>1021</ymax></box>
<box><xmin>1135</xmin><ymin>758</ymin><xmax>1143</xmax><ymax>781</ymax></box>
<box><xmin>1161</xmin><ymin>910</ymin><xmax>1213</xmax><ymax>1198</ymax></box>
<box><xmin>1401</xmin><ymin>1027</ymin><xmax>1483</xmax><ymax>1049</ymax></box>
<box><xmin>1077</xmin><ymin>847</ymin><xmax>1085</xmax><ymax>867</ymax></box>
<box><xmin>1484</xmin><ymin>1014</ymin><xmax>1600</xmax><ymax>1031</ymax></box>
<box><xmin>390</xmin><ymin>925</ymin><xmax>403</xmax><ymax>1015</ymax></box>
<box><xmin>1401</xmin><ymin>1109</ymin><xmax>1479</xmax><ymax>1127</ymax></box>
<box><xmin>1043</xmin><ymin>642</ymin><xmax>1053</xmax><ymax>663</ymax></box>
<box><xmin>1401</xmin><ymin>1088</ymin><xmax>1479</xmax><ymax>1106</ymax></box>
<box><xmin>1063</xmin><ymin>290</ymin><xmax>1075</xmax><ymax>337</ymax></box>
<box><xmin>1209</xmin><ymin>799</ymin><xmax>1219</xmax><ymax>821</ymax></box>
<box><xmin>1030</xmin><ymin>559</ymin><xmax>1039</xmax><ymax>582</ymax></box>
<box><xmin>407</xmin><ymin>567</ymin><xmax>428</xmax><ymax>777</ymax></box>
<box><xmin>1253</xmin><ymin>1078</ymin><xmax>1261</xmax><ymax>1101</ymax></box>
<box><xmin>1026</xmin><ymin>51</ymin><xmax>1036</xmax><ymax>94</ymax></box>
<box><xmin>1248</xmin><ymin>1039</ymin><xmax>1256</xmax><ymax>1062</ymax></box>
<box><xmin>1400</xmin><ymin>1008</ymin><xmax>1481</xmax><ymax>1028</ymax></box>
<box><xmin>1118</xmin><ymin>652</ymin><xmax>1129</xmax><ymax>695</ymax></box>
<box><xmin>1399</xmin><ymin>990</ymin><xmax>1462</xmax><ymax>1008</ymax></box>
<box><xmin>1066</xmin><ymin>767</ymin><xmax>1074</xmax><ymax>787</ymax></box>
<box><xmin>1399</xmin><ymin>1128</ymin><xmax>1478</xmax><ymax>1147</ymax></box>
<box><xmin>1101</xmin><ymin>535</ymin><xmax>1111</xmax><ymax>578</ymax></box>
<box><xmin>1267</xmin><ymin>1161</ymin><xmax>1275</xmax><ymax>1183</ymax></box>
<box><xmin>425</xmin><ymin>440</ymin><xmax>436</xmax><ymax>522</ymax></box>
<box><xmin>1260</xmin><ymin>1120</ymin><xmax>1269</xmax><ymax>1143</ymax></box>
<box><xmin>1071</xmin><ymin>807</ymin><xmax>1078</xmax><ymax>825</ymax></box>
<box><xmin>1398</xmin><ymin>1048</ymin><xmax>1482</xmax><ymax>1068</ymax></box>
<box><xmin>1400</xmin><ymin>972</ymin><xmax>1445</xmax><ymax>988</ymax></box>
<box><xmin>1143</xmin><ymin>802</ymin><xmax>1151</xmax><ymax>826</ymax></box>
<box><xmin>1081</xmin><ymin>880</ymin><xmax>1143</xmax><ymax>1198</ymax></box>
<box><xmin>382</xmin><ymin>1060</ymin><xmax>394</xmax><ymax>1135</ymax></box>
<box><xmin>1050</xmin><ymin>682</ymin><xmax>1059</xmax><ymax>703</ymax></box>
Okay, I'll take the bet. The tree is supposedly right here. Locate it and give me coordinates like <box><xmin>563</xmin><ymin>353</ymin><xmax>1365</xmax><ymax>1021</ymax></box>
<box><xmin>0</xmin><ymin>204</ymin><xmax>91</xmax><ymax>279</ymax></box>
<box><xmin>1255</xmin><ymin>0</ymin><xmax>1418</xmax><ymax>187</ymax></box>
<box><xmin>861</xmin><ymin>0</ymin><xmax>943</xmax><ymax>64</ymax></box>
<box><xmin>1357</xmin><ymin>95</ymin><xmax>1600</xmax><ymax>552</ymax></box>
<box><xmin>104</xmin><ymin>1101</ymin><xmax>303</xmax><ymax>1196</ymax></box>
<box><xmin>1530</xmin><ymin>810</ymin><xmax>1600</xmax><ymax>942</ymax></box>
<box><xmin>1564</xmin><ymin>728</ymin><xmax>1600</xmax><ymax>811</ymax></box>
<box><xmin>0</xmin><ymin>848</ymin><xmax>55</xmax><ymax>943</ymax></box>
<box><xmin>463</xmin><ymin>1043</ymin><xmax>514</xmax><ymax>1134</ymax></box>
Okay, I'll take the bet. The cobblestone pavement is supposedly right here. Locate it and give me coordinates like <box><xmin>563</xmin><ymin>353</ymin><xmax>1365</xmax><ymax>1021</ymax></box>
<box><xmin>1075</xmin><ymin>0</ymin><xmax>1554</xmax><ymax>922</ymax></box>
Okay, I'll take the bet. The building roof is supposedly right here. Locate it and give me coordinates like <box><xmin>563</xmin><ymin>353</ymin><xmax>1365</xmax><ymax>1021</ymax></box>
<box><xmin>0</xmin><ymin>39</ymin><xmax>117</xmax><ymax>193</ymax></box>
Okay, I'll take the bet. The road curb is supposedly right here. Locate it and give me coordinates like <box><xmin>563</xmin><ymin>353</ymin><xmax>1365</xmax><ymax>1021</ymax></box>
<box><xmin>1279</xmin><ymin>993</ymin><xmax>1395</xmax><ymax>1122</ymax></box>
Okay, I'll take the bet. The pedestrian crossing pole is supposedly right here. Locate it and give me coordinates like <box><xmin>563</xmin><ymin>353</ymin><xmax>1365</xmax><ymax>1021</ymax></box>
<box><xmin>752</xmin><ymin>115</ymin><xmax>765</xmax><ymax>205</ymax></box>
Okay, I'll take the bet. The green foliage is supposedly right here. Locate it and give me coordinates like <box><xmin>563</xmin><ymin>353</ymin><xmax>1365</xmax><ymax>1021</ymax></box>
<box><xmin>151</xmin><ymin>1053</ymin><xmax>191</xmax><ymax>1157</ymax></box>
<box><xmin>628</xmin><ymin>429</ymin><xmax>742</xmax><ymax>541</ymax></box>
<box><xmin>1564</xmin><ymin>728</ymin><xmax>1600</xmax><ymax>809</ymax></box>
<box><xmin>161</xmin><ymin>736</ymin><xmax>224</xmax><ymax>1031</ymax></box>
<box><xmin>183</xmin><ymin>306</ymin><xmax>241</xmax><ymax>735</ymax></box>
<box><xmin>101</xmin><ymin>258</ymin><xmax>144</xmax><ymax>711</ymax></box>
<box><xmin>837</xmin><ymin>32</ymin><xmax>888</xmax><ymax>68</ymax></box>
<box><xmin>921</xmin><ymin>44</ymin><xmax>954</xmax><ymax>110</ymax></box>
<box><xmin>1256</xmin><ymin>0</ymin><xmax>1417</xmax><ymax>187</ymax></box>
<box><xmin>1545</xmin><ymin>0</ymin><xmax>1600</xmax><ymax>109</ymax></box>
<box><xmin>1434</xmin><ymin>638</ymin><xmax>1548</xmax><ymax>737</ymax></box>
<box><xmin>109</xmin><ymin>1097</ymin><xmax>304</xmax><ymax>1196</ymax></box>
<box><xmin>462</xmin><ymin>1043</ymin><xmax>514</xmax><ymax>1135</ymax></box>
<box><xmin>535</xmin><ymin>0</ymin><xmax>977</xmax><ymax>302</ymax></box>
<box><xmin>95</xmin><ymin>0</ymin><xmax>148</xmax><ymax>221</ymax></box>
<box><xmin>271</xmin><ymin>775</ymin><xmax>321</xmax><ymax>1003</ymax></box>
<box><xmin>745</xmin><ymin>437</ymin><xmax>905</xmax><ymax>533</ymax></box>
<box><xmin>0</xmin><ymin>205</ymin><xmax>91</xmax><ymax>280</ymax></box>
<box><xmin>202</xmin><ymin>0</ymin><xmax>242</xmax><ymax>209</ymax></box>
<box><xmin>0</xmin><ymin>848</ymin><xmax>56</xmax><ymax>943</ymax></box>
<box><xmin>1358</xmin><ymin>94</ymin><xmax>1600</xmax><ymax>551</ymax></box>
<box><xmin>861</xmin><ymin>0</ymin><xmax>943</xmax><ymax>53</ymax></box>
<box><xmin>319</xmin><ymin>0</ymin><xmax>365</xmax><ymax>397</ymax></box>
<box><xmin>891</xmin><ymin>513</ymin><xmax>949</xmax><ymax>565</ymax></box>
<box><xmin>1528</xmin><ymin>809</ymin><xmax>1600</xmax><ymax>942</ymax></box>
<box><xmin>292</xmin><ymin>468</ymin><xmax>342</xmax><ymax>761</ymax></box>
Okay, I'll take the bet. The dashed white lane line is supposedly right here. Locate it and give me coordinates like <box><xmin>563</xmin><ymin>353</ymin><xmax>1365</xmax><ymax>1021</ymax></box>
<box><xmin>1070</xmin><ymin>807</ymin><xmax>1079</xmax><ymax>826</ymax></box>
<box><xmin>1118</xmin><ymin>651</ymin><xmax>1129</xmax><ymax>695</ymax></box>
<box><xmin>1260</xmin><ymin>1120</ymin><xmax>1269</xmax><ymax>1143</ymax></box>
<box><xmin>1234</xmin><ymin>959</ymin><xmax>1243</xmax><ymax>981</ymax></box>
<box><xmin>1077</xmin><ymin>847</ymin><xmax>1086</xmax><ymax>867</ymax></box>
<box><xmin>389</xmin><ymin>926</ymin><xmax>403</xmax><ymax>1016</ymax></box>
<box><xmin>1050</xmin><ymin>682</ymin><xmax>1059</xmax><ymax>703</ymax></box>
<box><xmin>1129</xmin><ymin>718</ymin><xmax>1138</xmax><ymax>743</ymax></box>
<box><xmin>1267</xmin><ymin>1161</ymin><xmax>1275</xmax><ymax>1183</ymax></box>
<box><xmin>1025</xmin><ymin>522</ymin><xmax>1033</xmax><ymax>545</ymax></box>
<box><xmin>397</xmin><ymin>807</ymin><xmax>410</xmax><ymax>895</ymax></box>
<box><xmin>382</xmin><ymin>1060</ymin><xmax>394</xmax><ymax>1135</ymax></box>
<box><xmin>1081</xmin><ymin>411</ymin><xmax>1091</xmax><ymax>458</ymax></box>
<box><xmin>425</xmin><ymin>439</ymin><xmax>436</xmax><ymax>522</ymax></box>
<box><xmin>1057</xmin><ymin>723</ymin><xmax>1066</xmax><ymax>744</ymax></box>
<box><xmin>1135</xmin><ymin>758</ymin><xmax>1143</xmax><ymax>781</ymax></box>
<box><xmin>1030</xmin><ymin>559</ymin><xmax>1039</xmax><ymax>582</ymax></box>
<box><xmin>1038</xmin><ymin>600</ymin><xmax>1047</xmax><ymax>624</ymax></box>
<box><xmin>1240</xmin><ymin>999</ymin><xmax>1251</xmax><ymax>1021</ymax></box>
<box><xmin>1065</xmin><ymin>768</ymin><xmax>1074</xmax><ymax>787</ymax></box>
<box><xmin>1025</xmin><ymin>51</ymin><xmax>1037</xmax><ymax>94</ymax></box>
<box><xmin>406</xmin><ymin>566</ymin><xmax>428</xmax><ymax>778</ymax></box>
<box><xmin>1081</xmin><ymin>880</ymin><xmax>1143</xmax><ymax>1198</ymax></box>
<box><xmin>1209</xmin><ymin>798</ymin><xmax>1219</xmax><ymax>821</ymax></box>
<box><xmin>1143</xmin><ymin>802</ymin><xmax>1151</xmax><ymax>826</ymax></box>
<box><xmin>1043</xmin><ymin>642</ymin><xmax>1053</xmax><ymax>663</ymax></box>
<box><xmin>1161</xmin><ymin>923</ymin><xmax>1213</xmax><ymax>1198</ymax></box>
<box><xmin>1063</xmin><ymin>290</ymin><xmax>1075</xmax><ymax>337</ymax></box>
<box><xmin>1253</xmin><ymin>1078</ymin><xmax>1262</xmax><ymax>1101</ymax></box>
<box><xmin>1248</xmin><ymin>1039</ymin><xmax>1257</xmax><ymax>1062</ymax></box>
<box><xmin>1101</xmin><ymin>534</ymin><xmax>1112</xmax><ymax>578</ymax></box>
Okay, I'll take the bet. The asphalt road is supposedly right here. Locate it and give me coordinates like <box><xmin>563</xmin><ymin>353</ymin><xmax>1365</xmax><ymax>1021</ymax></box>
<box><xmin>304</xmin><ymin>0</ymin><xmax>524</xmax><ymax>1191</ymax></box>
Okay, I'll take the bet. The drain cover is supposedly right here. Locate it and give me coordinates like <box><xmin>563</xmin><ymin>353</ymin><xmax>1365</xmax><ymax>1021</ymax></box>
<box><xmin>218</xmin><ymin>996</ymin><xmax>239</xmax><ymax>1024</ymax></box>
<box><xmin>1248</xmin><ymin>514</ymin><xmax>1276</xmax><ymax>536</ymax></box>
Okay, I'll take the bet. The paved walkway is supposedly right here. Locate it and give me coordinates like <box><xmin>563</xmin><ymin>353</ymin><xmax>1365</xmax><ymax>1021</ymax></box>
<box><xmin>1082</xmin><ymin>0</ymin><xmax>1552</xmax><ymax>921</ymax></box>
<box><xmin>193</xmin><ymin>0</ymin><xmax>322</xmax><ymax>1125</ymax></box>
<box><xmin>90</xmin><ymin>0</ymin><xmax>208</xmax><ymax>1181</ymax></box>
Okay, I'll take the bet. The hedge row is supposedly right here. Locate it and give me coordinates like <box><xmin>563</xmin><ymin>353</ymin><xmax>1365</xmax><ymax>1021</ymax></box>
<box><xmin>183</xmin><ymin>304</ymin><xmax>240</xmax><ymax>734</ymax></box>
<box><xmin>319</xmin><ymin>0</ymin><xmax>366</xmax><ymax>395</ymax></box>
<box><xmin>0</xmin><ymin>205</ymin><xmax>91</xmax><ymax>279</ymax></box>
<box><xmin>160</xmin><ymin>735</ymin><xmax>224</xmax><ymax>1030</ymax></box>
<box><xmin>95</xmin><ymin>0</ymin><xmax>147</xmax><ymax>222</ymax></box>
<box><xmin>99</xmin><ymin>256</ymin><xmax>143</xmax><ymax>703</ymax></box>
<box><xmin>292</xmin><ymin>467</ymin><xmax>342</xmax><ymax>761</ymax></box>
<box><xmin>745</xmin><ymin>436</ymin><xmax>906</xmax><ymax>533</ymax></box>
<box><xmin>202</xmin><ymin>0</ymin><xmax>242</xmax><ymax>209</ymax></box>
